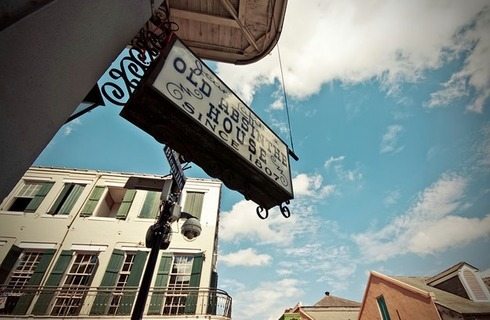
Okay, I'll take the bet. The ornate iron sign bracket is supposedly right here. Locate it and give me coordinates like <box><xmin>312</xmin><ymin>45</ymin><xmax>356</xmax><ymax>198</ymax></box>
<box><xmin>101</xmin><ymin>1</ymin><xmax>177</xmax><ymax>106</ymax></box>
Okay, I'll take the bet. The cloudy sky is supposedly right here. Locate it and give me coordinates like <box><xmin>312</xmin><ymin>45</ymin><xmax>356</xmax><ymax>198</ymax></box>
<box><xmin>35</xmin><ymin>1</ymin><xmax>490</xmax><ymax>319</ymax></box>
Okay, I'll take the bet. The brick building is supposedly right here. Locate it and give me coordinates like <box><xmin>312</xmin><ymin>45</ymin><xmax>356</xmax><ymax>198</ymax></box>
<box><xmin>359</xmin><ymin>262</ymin><xmax>490</xmax><ymax>320</ymax></box>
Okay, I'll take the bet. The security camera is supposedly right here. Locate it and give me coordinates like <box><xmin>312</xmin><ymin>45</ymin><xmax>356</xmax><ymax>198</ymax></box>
<box><xmin>181</xmin><ymin>217</ymin><xmax>201</xmax><ymax>240</ymax></box>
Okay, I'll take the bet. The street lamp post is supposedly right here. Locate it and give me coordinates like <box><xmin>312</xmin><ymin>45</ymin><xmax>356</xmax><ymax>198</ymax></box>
<box><xmin>130</xmin><ymin>147</ymin><xmax>200</xmax><ymax>320</ymax></box>
<box><xmin>131</xmin><ymin>178</ymin><xmax>176</xmax><ymax>320</ymax></box>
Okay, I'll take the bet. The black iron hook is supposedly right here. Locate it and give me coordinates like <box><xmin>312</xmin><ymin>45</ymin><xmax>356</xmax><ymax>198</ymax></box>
<box><xmin>256</xmin><ymin>206</ymin><xmax>269</xmax><ymax>220</ymax></box>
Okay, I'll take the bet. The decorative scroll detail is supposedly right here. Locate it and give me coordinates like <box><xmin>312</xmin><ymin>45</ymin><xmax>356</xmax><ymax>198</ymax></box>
<box><xmin>280</xmin><ymin>200</ymin><xmax>291</xmax><ymax>218</ymax></box>
<box><xmin>256</xmin><ymin>206</ymin><xmax>269</xmax><ymax>220</ymax></box>
<box><xmin>256</xmin><ymin>201</ymin><xmax>292</xmax><ymax>220</ymax></box>
<box><xmin>101</xmin><ymin>1</ymin><xmax>178</xmax><ymax>106</ymax></box>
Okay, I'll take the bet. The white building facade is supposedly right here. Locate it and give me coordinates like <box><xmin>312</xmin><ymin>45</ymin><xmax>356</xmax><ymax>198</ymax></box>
<box><xmin>0</xmin><ymin>167</ymin><xmax>231</xmax><ymax>319</ymax></box>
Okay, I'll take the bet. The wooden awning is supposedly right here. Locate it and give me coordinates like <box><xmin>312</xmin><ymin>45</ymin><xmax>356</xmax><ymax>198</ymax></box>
<box><xmin>169</xmin><ymin>0</ymin><xmax>287</xmax><ymax>64</ymax></box>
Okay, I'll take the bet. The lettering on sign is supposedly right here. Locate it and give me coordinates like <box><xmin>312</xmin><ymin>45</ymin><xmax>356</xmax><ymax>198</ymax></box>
<box><xmin>152</xmin><ymin>39</ymin><xmax>292</xmax><ymax>196</ymax></box>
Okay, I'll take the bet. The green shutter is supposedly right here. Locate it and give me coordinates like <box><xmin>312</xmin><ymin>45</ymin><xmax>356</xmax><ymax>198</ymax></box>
<box><xmin>32</xmin><ymin>250</ymin><xmax>72</xmax><ymax>315</ymax></box>
<box><xmin>13</xmin><ymin>249</ymin><xmax>55</xmax><ymax>315</ymax></box>
<box><xmin>139</xmin><ymin>191</ymin><xmax>160</xmax><ymax>219</ymax></box>
<box><xmin>25</xmin><ymin>182</ymin><xmax>53</xmax><ymax>212</ymax></box>
<box><xmin>48</xmin><ymin>184</ymin><xmax>72</xmax><ymax>214</ymax></box>
<box><xmin>185</xmin><ymin>254</ymin><xmax>203</xmax><ymax>314</ymax></box>
<box><xmin>207</xmin><ymin>271</ymin><xmax>218</xmax><ymax>315</ymax></box>
<box><xmin>116</xmin><ymin>189</ymin><xmax>136</xmax><ymax>220</ymax></box>
<box><xmin>148</xmin><ymin>254</ymin><xmax>172</xmax><ymax>315</ymax></box>
<box><xmin>80</xmin><ymin>186</ymin><xmax>104</xmax><ymax>217</ymax></box>
<box><xmin>116</xmin><ymin>251</ymin><xmax>148</xmax><ymax>315</ymax></box>
<box><xmin>183</xmin><ymin>192</ymin><xmax>204</xmax><ymax>219</ymax></box>
<box><xmin>90</xmin><ymin>249</ymin><xmax>125</xmax><ymax>315</ymax></box>
<box><xmin>0</xmin><ymin>245</ymin><xmax>22</xmax><ymax>284</ymax></box>
<box><xmin>59</xmin><ymin>184</ymin><xmax>84</xmax><ymax>215</ymax></box>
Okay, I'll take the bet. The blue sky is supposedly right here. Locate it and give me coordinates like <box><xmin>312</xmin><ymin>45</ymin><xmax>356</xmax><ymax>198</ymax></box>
<box><xmin>35</xmin><ymin>1</ymin><xmax>490</xmax><ymax>319</ymax></box>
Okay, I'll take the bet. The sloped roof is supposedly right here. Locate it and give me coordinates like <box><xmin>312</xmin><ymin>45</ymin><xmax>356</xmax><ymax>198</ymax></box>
<box><xmin>285</xmin><ymin>295</ymin><xmax>360</xmax><ymax>320</ymax></box>
<box><xmin>302</xmin><ymin>308</ymin><xmax>359</xmax><ymax>320</ymax></box>
<box><xmin>313</xmin><ymin>294</ymin><xmax>361</xmax><ymax>308</ymax></box>
<box><xmin>393</xmin><ymin>276</ymin><xmax>490</xmax><ymax>315</ymax></box>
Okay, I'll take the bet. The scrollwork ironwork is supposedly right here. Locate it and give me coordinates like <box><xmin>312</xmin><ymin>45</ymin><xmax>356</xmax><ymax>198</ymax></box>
<box><xmin>256</xmin><ymin>206</ymin><xmax>269</xmax><ymax>220</ymax></box>
<box><xmin>100</xmin><ymin>0</ymin><xmax>178</xmax><ymax>106</ymax></box>
<box><xmin>256</xmin><ymin>201</ymin><xmax>292</xmax><ymax>220</ymax></box>
<box><xmin>280</xmin><ymin>200</ymin><xmax>291</xmax><ymax>218</ymax></box>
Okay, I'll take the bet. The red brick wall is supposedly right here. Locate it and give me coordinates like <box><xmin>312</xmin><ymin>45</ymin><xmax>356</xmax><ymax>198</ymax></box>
<box><xmin>359</xmin><ymin>274</ymin><xmax>441</xmax><ymax>320</ymax></box>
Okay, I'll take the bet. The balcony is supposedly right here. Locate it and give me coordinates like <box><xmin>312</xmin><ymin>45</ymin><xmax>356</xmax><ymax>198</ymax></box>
<box><xmin>0</xmin><ymin>285</ymin><xmax>232</xmax><ymax>319</ymax></box>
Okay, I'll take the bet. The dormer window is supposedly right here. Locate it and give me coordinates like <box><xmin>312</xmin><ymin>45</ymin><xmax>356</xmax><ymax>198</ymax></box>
<box><xmin>426</xmin><ymin>262</ymin><xmax>490</xmax><ymax>302</ymax></box>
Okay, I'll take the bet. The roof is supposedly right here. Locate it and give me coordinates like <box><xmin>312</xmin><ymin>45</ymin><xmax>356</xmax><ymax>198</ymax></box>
<box><xmin>301</xmin><ymin>308</ymin><xmax>359</xmax><ymax>320</ymax></box>
<box><xmin>169</xmin><ymin>0</ymin><xmax>288</xmax><ymax>64</ymax></box>
<box><xmin>284</xmin><ymin>295</ymin><xmax>360</xmax><ymax>320</ymax></box>
<box><xmin>30</xmin><ymin>166</ymin><xmax>222</xmax><ymax>185</ymax></box>
<box><xmin>426</xmin><ymin>262</ymin><xmax>478</xmax><ymax>285</ymax></box>
<box><xmin>393</xmin><ymin>276</ymin><xmax>490</xmax><ymax>315</ymax></box>
<box><xmin>313</xmin><ymin>294</ymin><xmax>361</xmax><ymax>308</ymax></box>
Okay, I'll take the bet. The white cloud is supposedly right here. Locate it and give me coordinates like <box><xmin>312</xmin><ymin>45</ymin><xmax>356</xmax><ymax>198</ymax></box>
<box><xmin>270</xmin><ymin>98</ymin><xmax>285</xmax><ymax>110</ymax></box>
<box><xmin>353</xmin><ymin>173</ymin><xmax>490</xmax><ymax>261</ymax></box>
<box><xmin>383</xmin><ymin>190</ymin><xmax>401</xmax><ymax>207</ymax></box>
<box><xmin>276</xmin><ymin>269</ymin><xmax>293</xmax><ymax>277</ymax></box>
<box><xmin>325</xmin><ymin>156</ymin><xmax>345</xmax><ymax>169</ymax></box>
<box><xmin>281</xmin><ymin>242</ymin><xmax>357</xmax><ymax>292</ymax></box>
<box><xmin>427</xmin><ymin>8</ymin><xmax>490</xmax><ymax>112</ymax></box>
<box><xmin>216</xmin><ymin>1</ymin><xmax>489</xmax><ymax>108</ymax></box>
<box><xmin>324</xmin><ymin>156</ymin><xmax>363</xmax><ymax>183</ymax></box>
<box><xmin>408</xmin><ymin>215</ymin><xmax>490</xmax><ymax>254</ymax></box>
<box><xmin>477</xmin><ymin>124</ymin><xmax>490</xmax><ymax>167</ymax></box>
<box><xmin>219</xmin><ymin>173</ymin><xmax>334</xmax><ymax>244</ymax></box>
<box><xmin>219</xmin><ymin>197</ymin><xmax>317</xmax><ymax>245</ymax></box>
<box><xmin>292</xmin><ymin>173</ymin><xmax>335</xmax><ymax>198</ymax></box>
<box><xmin>220</xmin><ymin>248</ymin><xmax>272</xmax><ymax>267</ymax></box>
<box><xmin>228</xmin><ymin>278</ymin><xmax>304</xmax><ymax>320</ymax></box>
<box><xmin>62</xmin><ymin>118</ymin><xmax>81</xmax><ymax>136</ymax></box>
<box><xmin>380</xmin><ymin>125</ymin><xmax>404</xmax><ymax>154</ymax></box>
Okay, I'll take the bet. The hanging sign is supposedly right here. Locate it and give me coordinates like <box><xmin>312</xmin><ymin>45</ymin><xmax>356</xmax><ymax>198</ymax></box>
<box><xmin>121</xmin><ymin>35</ymin><xmax>293</xmax><ymax>209</ymax></box>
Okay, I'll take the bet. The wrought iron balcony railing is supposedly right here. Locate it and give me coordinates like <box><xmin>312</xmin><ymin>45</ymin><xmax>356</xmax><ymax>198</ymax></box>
<box><xmin>0</xmin><ymin>284</ymin><xmax>232</xmax><ymax>318</ymax></box>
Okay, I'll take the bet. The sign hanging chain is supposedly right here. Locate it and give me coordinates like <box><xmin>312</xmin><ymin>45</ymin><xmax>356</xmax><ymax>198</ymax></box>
<box><xmin>277</xmin><ymin>44</ymin><xmax>296</xmax><ymax>155</ymax></box>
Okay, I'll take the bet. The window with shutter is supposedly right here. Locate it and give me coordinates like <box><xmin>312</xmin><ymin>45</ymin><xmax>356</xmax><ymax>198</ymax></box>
<box><xmin>148</xmin><ymin>254</ymin><xmax>173</xmax><ymax>315</ymax></box>
<box><xmin>32</xmin><ymin>250</ymin><xmax>73</xmax><ymax>315</ymax></box>
<box><xmin>185</xmin><ymin>254</ymin><xmax>203</xmax><ymax>314</ymax></box>
<box><xmin>80</xmin><ymin>186</ymin><xmax>104</xmax><ymax>217</ymax></box>
<box><xmin>183</xmin><ymin>192</ymin><xmax>205</xmax><ymax>219</ymax></box>
<box><xmin>147</xmin><ymin>254</ymin><xmax>203</xmax><ymax>316</ymax></box>
<box><xmin>81</xmin><ymin>187</ymin><xmax>134</xmax><ymax>219</ymax></box>
<box><xmin>0</xmin><ymin>247</ymin><xmax>55</xmax><ymax>315</ymax></box>
<box><xmin>376</xmin><ymin>295</ymin><xmax>391</xmax><ymax>320</ymax></box>
<box><xmin>11</xmin><ymin>249</ymin><xmax>55</xmax><ymax>315</ymax></box>
<box><xmin>7</xmin><ymin>181</ymin><xmax>53</xmax><ymax>212</ymax></box>
<box><xmin>115</xmin><ymin>250</ymin><xmax>148</xmax><ymax>315</ymax></box>
<box><xmin>116</xmin><ymin>189</ymin><xmax>136</xmax><ymax>220</ymax></box>
<box><xmin>90</xmin><ymin>250</ymin><xmax>148</xmax><ymax>316</ymax></box>
<box><xmin>139</xmin><ymin>191</ymin><xmax>160</xmax><ymax>219</ymax></box>
<box><xmin>49</xmin><ymin>183</ymin><xmax>85</xmax><ymax>215</ymax></box>
<box><xmin>90</xmin><ymin>249</ymin><xmax>124</xmax><ymax>315</ymax></box>
<box><xmin>50</xmin><ymin>252</ymin><xmax>99</xmax><ymax>316</ymax></box>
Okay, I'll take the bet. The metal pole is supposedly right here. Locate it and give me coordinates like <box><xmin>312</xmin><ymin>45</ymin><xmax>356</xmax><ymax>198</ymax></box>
<box><xmin>130</xmin><ymin>228</ymin><xmax>163</xmax><ymax>320</ymax></box>
<box><xmin>131</xmin><ymin>179</ymin><xmax>175</xmax><ymax>320</ymax></box>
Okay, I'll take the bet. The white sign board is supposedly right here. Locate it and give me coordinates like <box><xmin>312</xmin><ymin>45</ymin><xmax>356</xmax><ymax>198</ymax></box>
<box><xmin>152</xmin><ymin>39</ymin><xmax>292</xmax><ymax>196</ymax></box>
